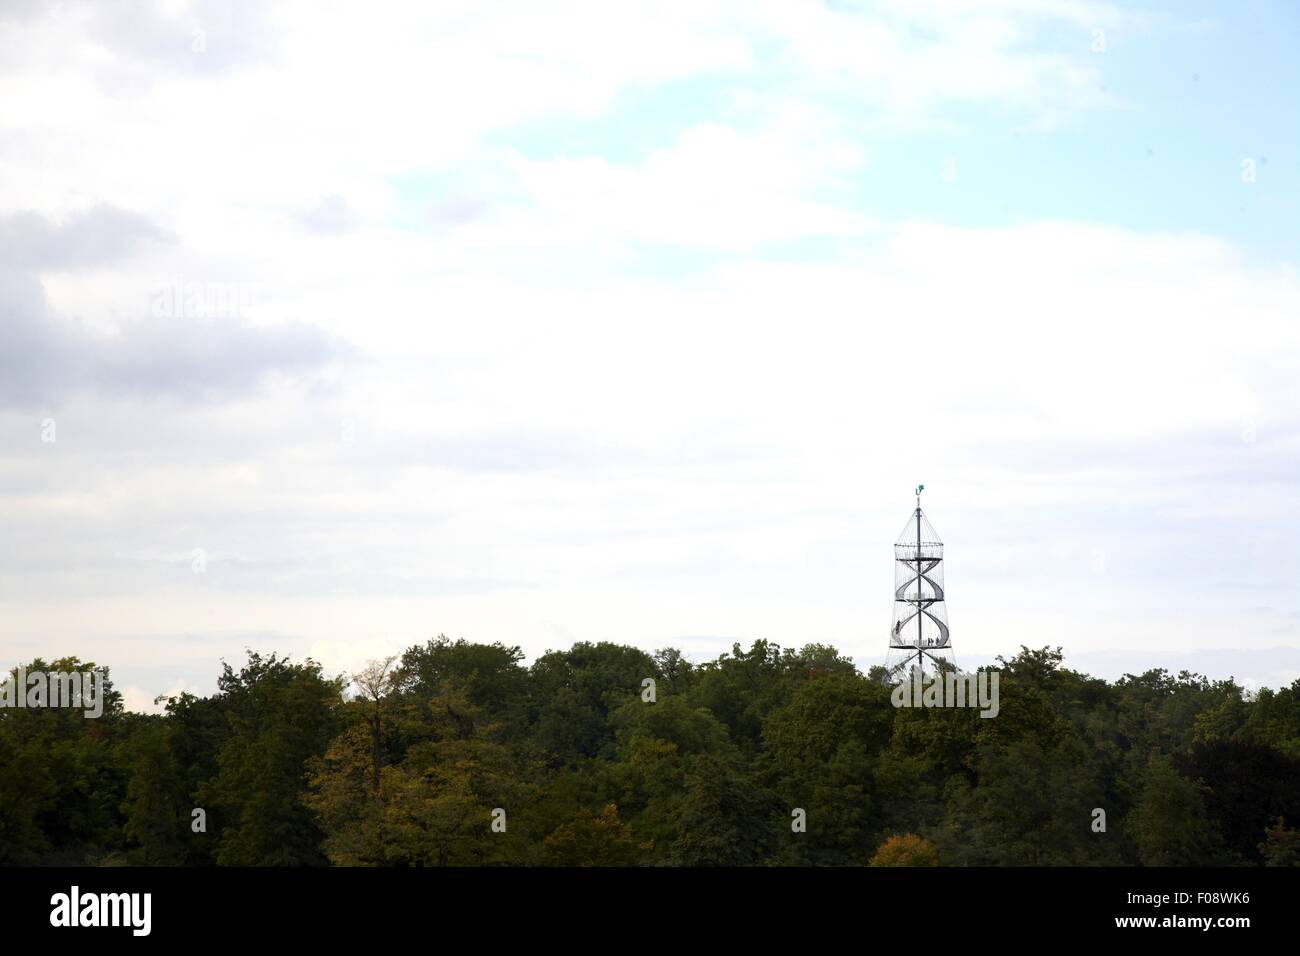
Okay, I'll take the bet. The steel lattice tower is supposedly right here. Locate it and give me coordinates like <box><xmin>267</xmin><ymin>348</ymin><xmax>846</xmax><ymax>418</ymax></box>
<box><xmin>886</xmin><ymin>485</ymin><xmax>955</xmax><ymax>678</ymax></box>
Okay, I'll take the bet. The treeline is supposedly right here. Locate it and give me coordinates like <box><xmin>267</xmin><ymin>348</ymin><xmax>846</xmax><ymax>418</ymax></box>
<box><xmin>2</xmin><ymin>641</ymin><xmax>1299</xmax><ymax>866</ymax></box>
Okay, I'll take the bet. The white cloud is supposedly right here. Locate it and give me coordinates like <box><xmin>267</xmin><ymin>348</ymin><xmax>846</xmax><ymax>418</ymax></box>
<box><xmin>751</xmin><ymin>0</ymin><xmax>1136</xmax><ymax>125</ymax></box>
<box><xmin>499</xmin><ymin>102</ymin><xmax>871</xmax><ymax>252</ymax></box>
<box><xmin>3</xmin><ymin>1</ymin><xmax>1298</xmax><ymax>704</ymax></box>
<box><xmin>6</xmin><ymin>216</ymin><xmax>1298</xmax><ymax>702</ymax></box>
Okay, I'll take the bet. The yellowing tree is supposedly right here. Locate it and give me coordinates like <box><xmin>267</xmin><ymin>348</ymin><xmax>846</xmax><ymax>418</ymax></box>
<box><xmin>542</xmin><ymin>803</ymin><xmax>641</xmax><ymax>866</ymax></box>
<box><xmin>868</xmin><ymin>833</ymin><xmax>940</xmax><ymax>867</ymax></box>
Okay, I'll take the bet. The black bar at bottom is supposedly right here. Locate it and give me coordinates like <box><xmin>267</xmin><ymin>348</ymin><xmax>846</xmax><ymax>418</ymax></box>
<box><xmin>0</xmin><ymin>865</ymin><xmax>1292</xmax><ymax>942</ymax></box>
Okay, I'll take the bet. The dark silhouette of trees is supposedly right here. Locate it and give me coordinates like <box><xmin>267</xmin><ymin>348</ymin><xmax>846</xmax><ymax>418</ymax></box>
<box><xmin>3</xmin><ymin>642</ymin><xmax>1299</xmax><ymax>866</ymax></box>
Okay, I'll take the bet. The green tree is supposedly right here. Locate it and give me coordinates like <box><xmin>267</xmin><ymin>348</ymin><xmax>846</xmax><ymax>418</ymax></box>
<box><xmin>198</xmin><ymin>652</ymin><xmax>344</xmax><ymax>865</ymax></box>
<box><xmin>1127</xmin><ymin>753</ymin><xmax>1226</xmax><ymax>866</ymax></box>
<box><xmin>0</xmin><ymin>658</ymin><xmax>126</xmax><ymax>864</ymax></box>
<box><xmin>119</xmin><ymin>717</ymin><xmax>190</xmax><ymax>864</ymax></box>
<box><xmin>761</xmin><ymin>671</ymin><xmax>893</xmax><ymax>864</ymax></box>
<box><xmin>602</xmin><ymin>695</ymin><xmax>780</xmax><ymax>865</ymax></box>
<box><xmin>529</xmin><ymin>642</ymin><xmax>655</xmax><ymax>762</ymax></box>
<box><xmin>396</xmin><ymin>636</ymin><xmax>530</xmax><ymax>737</ymax></box>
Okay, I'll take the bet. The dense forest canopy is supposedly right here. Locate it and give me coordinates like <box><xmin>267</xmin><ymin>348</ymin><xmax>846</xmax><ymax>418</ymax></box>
<box><xmin>2</xmin><ymin>641</ymin><xmax>1299</xmax><ymax>867</ymax></box>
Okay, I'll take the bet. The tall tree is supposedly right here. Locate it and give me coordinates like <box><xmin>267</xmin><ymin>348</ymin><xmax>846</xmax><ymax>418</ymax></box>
<box><xmin>1126</xmin><ymin>753</ymin><xmax>1226</xmax><ymax>866</ymax></box>
<box><xmin>198</xmin><ymin>652</ymin><xmax>345</xmax><ymax>866</ymax></box>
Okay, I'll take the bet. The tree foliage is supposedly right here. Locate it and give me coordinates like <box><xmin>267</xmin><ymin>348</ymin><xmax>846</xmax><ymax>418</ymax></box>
<box><xmin>4</xmin><ymin>642</ymin><xmax>1298</xmax><ymax>866</ymax></box>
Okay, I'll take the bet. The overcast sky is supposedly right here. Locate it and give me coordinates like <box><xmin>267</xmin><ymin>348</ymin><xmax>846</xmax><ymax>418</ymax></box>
<box><xmin>1</xmin><ymin>0</ymin><xmax>1298</xmax><ymax>710</ymax></box>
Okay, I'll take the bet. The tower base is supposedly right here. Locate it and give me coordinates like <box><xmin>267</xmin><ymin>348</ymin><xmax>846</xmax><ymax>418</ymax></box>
<box><xmin>884</xmin><ymin>644</ymin><xmax>957</xmax><ymax>681</ymax></box>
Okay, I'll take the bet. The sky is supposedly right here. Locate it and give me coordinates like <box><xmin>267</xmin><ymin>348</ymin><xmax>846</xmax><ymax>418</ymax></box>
<box><xmin>1</xmin><ymin>0</ymin><xmax>1298</xmax><ymax>711</ymax></box>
